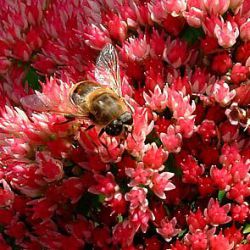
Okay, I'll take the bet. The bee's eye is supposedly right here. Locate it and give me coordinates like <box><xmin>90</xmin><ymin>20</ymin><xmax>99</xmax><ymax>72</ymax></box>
<box><xmin>105</xmin><ymin>120</ymin><xmax>123</xmax><ymax>136</ymax></box>
<box><xmin>119</xmin><ymin>112</ymin><xmax>133</xmax><ymax>125</ymax></box>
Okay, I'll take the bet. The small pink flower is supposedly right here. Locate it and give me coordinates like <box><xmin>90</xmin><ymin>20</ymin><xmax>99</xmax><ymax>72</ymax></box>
<box><xmin>176</xmin><ymin>116</ymin><xmax>196</xmax><ymax>138</ymax></box>
<box><xmin>125</xmin><ymin>187</ymin><xmax>148</xmax><ymax>211</ymax></box>
<box><xmin>123</xmin><ymin>35</ymin><xmax>150</xmax><ymax>62</ymax></box>
<box><xmin>220</xmin><ymin>121</ymin><xmax>239</xmax><ymax>143</ymax></box>
<box><xmin>210</xmin><ymin>166</ymin><xmax>232</xmax><ymax>190</ymax></box>
<box><xmin>209</xmin><ymin>80</ymin><xmax>236</xmax><ymax>106</ymax></box>
<box><xmin>149</xmin><ymin>171</ymin><xmax>175</xmax><ymax>199</ymax></box>
<box><xmin>203</xmin><ymin>0</ymin><xmax>230</xmax><ymax>15</ymax></box>
<box><xmin>202</xmin><ymin>15</ymin><xmax>222</xmax><ymax>37</ymax></box>
<box><xmin>167</xmin><ymin>88</ymin><xmax>196</xmax><ymax>118</ymax></box>
<box><xmin>112</xmin><ymin>220</ymin><xmax>137</xmax><ymax>247</ymax></box>
<box><xmin>214</xmin><ymin>20</ymin><xmax>239</xmax><ymax>48</ymax></box>
<box><xmin>230</xmin><ymin>63</ymin><xmax>250</xmax><ymax>85</ymax></box>
<box><xmin>160</xmin><ymin>125</ymin><xmax>182</xmax><ymax>153</ymax></box>
<box><xmin>36</xmin><ymin>151</ymin><xmax>64</xmax><ymax>182</ymax></box>
<box><xmin>231</xmin><ymin>203</ymin><xmax>249</xmax><ymax>223</ymax></box>
<box><xmin>143</xmin><ymin>85</ymin><xmax>168</xmax><ymax>112</ymax></box>
<box><xmin>186</xmin><ymin>208</ymin><xmax>207</xmax><ymax>232</ymax></box>
<box><xmin>197</xmin><ymin>120</ymin><xmax>217</xmax><ymax>143</ymax></box>
<box><xmin>142</xmin><ymin>143</ymin><xmax>168</xmax><ymax>170</ymax></box>
<box><xmin>204</xmin><ymin>198</ymin><xmax>231</xmax><ymax>226</ymax></box>
<box><xmin>184</xmin><ymin>6</ymin><xmax>204</xmax><ymax>27</ymax></box>
<box><xmin>164</xmin><ymin>0</ymin><xmax>187</xmax><ymax>17</ymax></box>
<box><xmin>184</xmin><ymin>229</ymin><xmax>209</xmax><ymax>249</ymax></box>
<box><xmin>229</xmin><ymin>0</ymin><xmax>244</xmax><ymax>13</ymax></box>
<box><xmin>156</xmin><ymin>217</ymin><xmax>181</xmax><ymax>242</ymax></box>
<box><xmin>125</xmin><ymin>162</ymin><xmax>152</xmax><ymax>186</ymax></box>
<box><xmin>227</xmin><ymin>181</ymin><xmax>250</xmax><ymax>203</ymax></box>
<box><xmin>88</xmin><ymin>172</ymin><xmax>119</xmax><ymax>199</ymax></box>
<box><xmin>0</xmin><ymin>57</ymin><xmax>11</xmax><ymax>74</ymax></box>
<box><xmin>163</xmin><ymin>38</ymin><xmax>191</xmax><ymax>68</ymax></box>
<box><xmin>171</xmin><ymin>76</ymin><xmax>192</xmax><ymax>96</ymax></box>
<box><xmin>0</xmin><ymin>179</ymin><xmax>14</xmax><ymax>207</ymax></box>
<box><xmin>162</xmin><ymin>14</ymin><xmax>186</xmax><ymax>36</ymax></box>
<box><xmin>82</xmin><ymin>24</ymin><xmax>111</xmax><ymax>50</ymax></box>
<box><xmin>231</xmin><ymin>159</ymin><xmax>250</xmax><ymax>183</ymax></box>
<box><xmin>129</xmin><ymin>207</ymin><xmax>154</xmax><ymax>233</ymax></box>
<box><xmin>104</xmin><ymin>13</ymin><xmax>127</xmax><ymax>43</ymax></box>
<box><xmin>209</xmin><ymin>231</ymin><xmax>234</xmax><ymax>250</ymax></box>
<box><xmin>176</xmin><ymin>151</ymin><xmax>205</xmax><ymax>183</ymax></box>
<box><xmin>62</xmin><ymin>177</ymin><xmax>84</xmax><ymax>204</ymax></box>
<box><xmin>149</xmin><ymin>1</ymin><xmax>168</xmax><ymax>23</ymax></box>
<box><xmin>28</xmin><ymin>198</ymin><xmax>57</xmax><ymax>220</ymax></box>
<box><xmin>189</xmin><ymin>67</ymin><xmax>212</xmax><ymax>94</ymax></box>
<box><xmin>240</xmin><ymin>19</ymin><xmax>250</xmax><ymax>42</ymax></box>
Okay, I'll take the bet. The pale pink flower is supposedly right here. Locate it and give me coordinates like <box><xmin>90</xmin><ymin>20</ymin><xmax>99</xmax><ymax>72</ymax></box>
<box><xmin>209</xmin><ymin>80</ymin><xmax>236</xmax><ymax>106</ymax></box>
<box><xmin>125</xmin><ymin>108</ymin><xmax>154</xmax><ymax>156</ymax></box>
<box><xmin>230</xmin><ymin>0</ymin><xmax>244</xmax><ymax>13</ymax></box>
<box><xmin>202</xmin><ymin>15</ymin><xmax>222</xmax><ymax>37</ymax></box>
<box><xmin>164</xmin><ymin>0</ymin><xmax>187</xmax><ymax>17</ymax></box>
<box><xmin>83</xmin><ymin>24</ymin><xmax>111</xmax><ymax>50</ymax></box>
<box><xmin>214</xmin><ymin>20</ymin><xmax>239</xmax><ymax>48</ymax></box>
<box><xmin>143</xmin><ymin>85</ymin><xmax>169</xmax><ymax>112</ymax></box>
<box><xmin>156</xmin><ymin>217</ymin><xmax>181</xmax><ymax>242</ymax></box>
<box><xmin>129</xmin><ymin>207</ymin><xmax>155</xmax><ymax>233</ymax></box>
<box><xmin>125</xmin><ymin>187</ymin><xmax>148</xmax><ymax>211</ymax></box>
<box><xmin>203</xmin><ymin>0</ymin><xmax>230</xmax><ymax>15</ymax></box>
<box><xmin>240</xmin><ymin>19</ymin><xmax>250</xmax><ymax>42</ymax></box>
<box><xmin>167</xmin><ymin>88</ymin><xmax>196</xmax><ymax>118</ymax></box>
<box><xmin>123</xmin><ymin>36</ymin><xmax>150</xmax><ymax>62</ymax></box>
<box><xmin>184</xmin><ymin>6</ymin><xmax>205</xmax><ymax>28</ymax></box>
<box><xmin>160</xmin><ymin>125</ymin><xmax>182</xmax><ymax>153</ymax></box>
<box><xmin>149</xmin><ymin>172</ymin><xmax>175</xmax><ymax>199</ymax></box>
<box><xmin>125</xmin><ymin>162</ymin><xmax>152</xmax><ymax>186</ymax></box>
<box><xmin>98</xmin><ymin>136</ymin><xmax>125</xmax><ymax>163</ymax></box>
<box><xmin>149</xmin><ymin>1</ymin><xmax>168</xmax><ymax>23</ymax></box>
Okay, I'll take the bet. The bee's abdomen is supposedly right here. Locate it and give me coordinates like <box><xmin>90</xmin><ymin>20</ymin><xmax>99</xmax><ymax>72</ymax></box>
<box><xmin>89</xmin><ymin>93</ymin><xmax>125</xmax><ymax>125</ymax></box>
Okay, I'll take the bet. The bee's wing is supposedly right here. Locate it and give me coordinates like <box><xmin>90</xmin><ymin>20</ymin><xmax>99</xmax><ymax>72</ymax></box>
<box><xmin>20</xmin><ymin>92</ymin><xmax>87</xmax><ymax>118</ymax></box>
<box><xmin>95</xmin><ymin>44</ymin><xmax>122</xmax><ymax>96</ymax></box>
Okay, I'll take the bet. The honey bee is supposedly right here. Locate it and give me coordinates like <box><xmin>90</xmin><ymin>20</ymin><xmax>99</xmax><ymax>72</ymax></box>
<box><xmin>21</xmin><ymin>44</ymin><xmax>133</xmax><ymax>136</ymax></box>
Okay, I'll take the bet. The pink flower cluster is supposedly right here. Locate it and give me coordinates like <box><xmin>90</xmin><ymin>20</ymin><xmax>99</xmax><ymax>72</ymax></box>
<box><xmin>0</xmin><ymin>0</ymin><xmax>250</xmax><ymax>249</ymax></box>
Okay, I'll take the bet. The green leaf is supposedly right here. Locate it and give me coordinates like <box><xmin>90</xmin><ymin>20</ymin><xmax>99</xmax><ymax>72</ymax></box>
<box><xmin>117</xmin><ymin>214</ymin><xmax>123</xmax><ymax>223</ymax></box>
<box><xmin>182</xmin><ymin>27</ymin><xmax>204</xmax><ymax>45</ymax></box>
<box><xmin>25</xmin><ymin>67</ymin><xmax>40</xmax><ymax>90</ymax></box>
<box><xmin>178</xmin><ymin>228</ymin><xmax>188</xmax><ymax>238</ymax></box>
<box><xmin>218</xmin><ymin>190</ymin><xmax>226</xmax><ymax>203</ymax></box>
<box><xmin>243</xmin><ymin>224</ymin><xmax>250</xmax><ymax>234</ymax></box>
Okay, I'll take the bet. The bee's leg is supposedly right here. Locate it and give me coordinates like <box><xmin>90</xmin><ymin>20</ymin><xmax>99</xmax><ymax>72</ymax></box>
<box><xmin>85</xmin><ymin>124</ymin><xmax>95</xmax><ymax>131</ymax></box>
<box><xmin>98</xmin><ymin>128</ymin><xmax>105</xmax><ymax>138</ymax></box>
<box><xmin>57</xmin><ymin>115</ymin><xmax>76</xmax><ymax>124</ymax></box>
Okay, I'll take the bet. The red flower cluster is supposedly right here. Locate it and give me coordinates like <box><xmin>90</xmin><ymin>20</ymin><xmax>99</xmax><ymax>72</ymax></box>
<box><xmin>0</xmin><ymin>0</ymin><xmax>250</xmax><ymax>249</ymax></box>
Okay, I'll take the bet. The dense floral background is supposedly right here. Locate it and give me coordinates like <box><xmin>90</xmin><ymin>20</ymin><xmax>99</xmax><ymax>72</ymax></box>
<box><xmin>0</xmin><ymin>0</ymin><xmax>250</xmax><ymax>249</ymax></box>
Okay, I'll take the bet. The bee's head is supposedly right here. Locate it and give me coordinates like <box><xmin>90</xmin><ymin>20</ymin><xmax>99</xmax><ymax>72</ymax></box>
<box><xmin>105</xmin><ymin>119</ymin><xmax>123</xmax><ymax>136</ymax></box>
<box><xmin>104</xmin><ymin>112</ymin><xmax>133</xmax><ymax>136</ymax></box>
